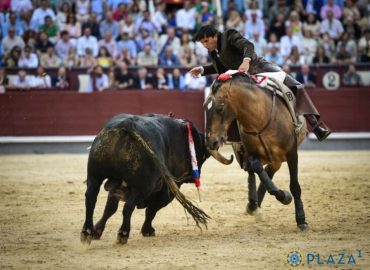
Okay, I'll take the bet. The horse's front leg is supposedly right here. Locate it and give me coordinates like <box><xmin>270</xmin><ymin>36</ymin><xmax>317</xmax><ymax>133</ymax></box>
<box><xmin>246</xmin><ymin>170</ymin><xmax>258</xmax><ymax>214</ymax></box>
<box><xmin>256</xmin><ymin>163</ymin><xmax>282</xmax><ymax>207</ymax></box>
<box><xmin>231</xmin><ymin>143</ymin><xmax>259</xmax><ymax>214</ymax></box>
<box><xmin>248</xmin><ymin>155</ymin><xmax>292</xmax><ymax>205</ymax></box>
<box><xmin>287</xmin><ymin>149</ymin><xmax>308</xmax><ymax>231</ymax></box>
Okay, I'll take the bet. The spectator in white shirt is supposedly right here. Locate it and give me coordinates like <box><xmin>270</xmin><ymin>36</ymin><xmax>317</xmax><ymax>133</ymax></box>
<box><xmin>302</xmin><ymin>29</ymin><xmax>318</xmax><ymax>64</ymax></box>
<box><xmin>76</xmin><ymin>0</ymin><xmax>90</xmax><ymax>22</ymax></box>
<box><xmin>250</xmin><ymin>32</ymin><xmax>268</xmax><ymax>57</ymax></box>
<box><xmin>31</xmin><ymin>66</ymin><xmax>52</xmax><ymax>88</ymax></box>
<box><xmin>55</xmin><ymin>30</ymin><xmax>75</xmax><ymax>59</ymax></box>
<box><xmin>244</xmin><ymin>11</ymin><xmax>265</xmax><ymax>39</ymax></box>
<box><xmin>11</xmin><ymin>70</ymin><xmax>32</xmax><ymax>89</ymax></box>
<box><xmin>30</xmin><ymin>0</ymin><xmax>56</xmax><ymax>31</ymax></box>
<box><xmin>56</xmin><ymin>2</ymin><xmax>71</xmax><ymax>31</ymax></box>
<box><xmin>157</xmin><ymin>27</ymin><xmax>181</xmax><ymax>56</ymax></box>
<box><xmin>176</xmin><ymin>0</ymin><xmax>196</xmax><ymax>32</ymax></box>
<box><xmin>11</xmin><ymin>0</ymin><xmax>33</xmax><ymax>14</ymax></box>
<box><xmin>1</xmin><ymin>27</ymin><xmax>25</xmax><ymax>56</ymax></box>
<box><xmin>244</xmin><ymin>1</ymin><xmax>263</xmax><ymax>21</ymax></box>
<box><xmin>87</xmin><ymin>65</ymin><xmax>109</xmax><ymax>92</ymax></box>
<box><xmin>320</xmin><ymin>10</ymin><xmax>344</xmax><ymax>41</ymax></box>
<box><xmin>76</xmin><ymin>27</ymin><xmax>99</xmax><ymax>57</ymax></box>
<box><xmin>152</xmin><ymin>1</ymin><xmax>167</xmax><ymax>34</ymax></box>
<box><xmin>119</xmin><ymin>14</ymin><xmax>135</xmax><ymax>38</ymax></box>
<box><xmin>280</xmin><ymin>27</ymin><xmax>302</xmax><ymax>60</ymax></box>
<box><xmin>184</xmin><ymin>72</ymin><xmax>206</xmax><ymax>90</ymax></box>
<box><xmin>18</xmin><ymin>46</ymin><xmax>39</xmax><ymax>68</ymax></box>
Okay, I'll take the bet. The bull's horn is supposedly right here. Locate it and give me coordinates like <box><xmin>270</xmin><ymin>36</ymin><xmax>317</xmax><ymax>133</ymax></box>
<box><xmin>209</xmin><ymin>149</ymin><xmax>233</xmax><ymax>165</ymax></box>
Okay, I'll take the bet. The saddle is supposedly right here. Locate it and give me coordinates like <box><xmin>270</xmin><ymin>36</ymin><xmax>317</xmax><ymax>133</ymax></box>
<box><xmin>219</xmin><ymin>70</ymin><xmax>304</xmax><ymax>141</ymax></box>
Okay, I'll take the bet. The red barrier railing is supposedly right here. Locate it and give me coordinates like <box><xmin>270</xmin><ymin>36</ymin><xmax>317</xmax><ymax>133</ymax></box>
<box><xmin>0</xmin><ymin>88</ymin><xmax>369</xmax><ymax>136</ymax></box>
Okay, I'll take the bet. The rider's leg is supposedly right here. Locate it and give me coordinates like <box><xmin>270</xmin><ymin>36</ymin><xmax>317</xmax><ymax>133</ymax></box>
<box><xmin>283</xmin><ymin>75</ymin><xmax>331</xmax><ymax>141</ymax></box>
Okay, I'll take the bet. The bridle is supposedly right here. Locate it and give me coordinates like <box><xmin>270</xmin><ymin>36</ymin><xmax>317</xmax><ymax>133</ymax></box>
<box><xmin>207</xmin><ymin>77</ymin><xmax>277</xmax><ymax>164</ymax></box>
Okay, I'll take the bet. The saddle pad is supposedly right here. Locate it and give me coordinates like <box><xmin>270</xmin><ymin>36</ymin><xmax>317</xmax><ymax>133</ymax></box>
<box><xmin>219</xmin><ymin>70</ymin><xmax>286</xmax><ymax>89</ymax></box>
<box><xmin>250</xmin><ymin>72</ymin><xmax>287</xmax><ymax>88</ymax></box>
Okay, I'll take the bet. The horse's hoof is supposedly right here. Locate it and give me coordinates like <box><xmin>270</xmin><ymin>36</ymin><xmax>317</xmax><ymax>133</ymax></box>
<box><xmin>142</xmin><ymin>231</ymin><xmax>156</xmax><ymax>237</ymax></box>
<box><xmin>92</xmin><ymin>229</ymin><xmax>102</xmax><ymax>240</ymax></box>
<box><xmin>279</xmin><ymin>190</ymin><xmax>293</xmax><ymax>205</ymax></box>
<box><xmin>246</xmin><ymin>203</ymin><xmax>258</xmax><ymax>215</ymax></box>
<box><xmin>141</xmin><ymin>226</ymin><xmax>156</xmax><ymax>237</ymax></box>
<box><xmin>117</xmin><ymin>231</ymin><xmax>129</xmax><ymax>245</ymax></box>
<box><xmin>80</xmin><ymin>228</ymin><xmax>92</xmax><ymax>244</ymax></box>
<box><xmin>298</xmin><ymin>223</ymin><xmax>309</xmax><ymax>231</ymax></box>
<box><xmin>116</xmin><ymin>236</ymin><xmax>128</xmax><ymax>245</ymax></box>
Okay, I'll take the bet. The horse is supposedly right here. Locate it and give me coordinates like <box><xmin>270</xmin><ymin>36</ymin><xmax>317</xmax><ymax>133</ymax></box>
<box><xmin>204</xmin><ymin>72</ymin><xmax>309</xmax><ymax>230</ymax></box>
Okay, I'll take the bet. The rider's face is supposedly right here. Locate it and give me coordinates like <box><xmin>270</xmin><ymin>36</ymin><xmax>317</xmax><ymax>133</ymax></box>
<box><xmin>200</xmin><ymin>35</ymin><xmax>217</xmax><ymax>52</ymax></box>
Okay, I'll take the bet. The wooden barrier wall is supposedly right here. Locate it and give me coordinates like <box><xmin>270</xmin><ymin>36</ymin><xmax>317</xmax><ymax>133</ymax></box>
<box><xmin>0</xmin><ymin>89</ymin><xmax>370</xmax><ymax>136</ymax></box>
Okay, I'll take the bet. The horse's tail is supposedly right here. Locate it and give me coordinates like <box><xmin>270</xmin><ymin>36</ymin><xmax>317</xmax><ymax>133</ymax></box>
<box><xmin>123</xmin><ymin>128</ymin><xmax>210</xmax><ymax>228</ymax></box>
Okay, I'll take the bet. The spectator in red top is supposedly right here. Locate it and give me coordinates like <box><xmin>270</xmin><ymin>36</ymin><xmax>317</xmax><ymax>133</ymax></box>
<box><xmin>113</xmin><ymin>3</ymin><xmax>128</xmax><ymax>21</ymax></box>
<box><xmin>0</xmin><ymin>0</ymin><xmax>11</xmax><ymax>12</ymax></box>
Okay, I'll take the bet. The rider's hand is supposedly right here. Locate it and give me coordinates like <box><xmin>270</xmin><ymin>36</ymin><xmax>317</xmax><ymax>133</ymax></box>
<box><xmin>189</xmin><ymin>66</ymin><xmax>204</xmax><ymax>78</ymax></box>
<box><xmin>238</xmin><ymin>57</ymin><xmax>251</xmax><ymax>73</ymax></box>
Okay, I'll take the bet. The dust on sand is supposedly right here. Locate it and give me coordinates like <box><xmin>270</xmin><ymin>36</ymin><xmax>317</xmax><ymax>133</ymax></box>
<box><xmin>0</xmin><ymin>148</ymin><xmax>369</xmax><ymax>270</ymax></box>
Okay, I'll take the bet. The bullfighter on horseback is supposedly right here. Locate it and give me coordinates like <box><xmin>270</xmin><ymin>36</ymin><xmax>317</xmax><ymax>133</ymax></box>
<box><xmin>190</xmin><ymin>25</ymin><xmax>331</xmax><ymax>141</ymax></box>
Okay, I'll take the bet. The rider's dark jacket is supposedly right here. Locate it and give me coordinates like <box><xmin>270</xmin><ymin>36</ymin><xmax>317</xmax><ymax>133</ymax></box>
<box><xmin>202</xmin><ymin>29</ymin><xmax>275</xmax><ymax>76</ymax></box>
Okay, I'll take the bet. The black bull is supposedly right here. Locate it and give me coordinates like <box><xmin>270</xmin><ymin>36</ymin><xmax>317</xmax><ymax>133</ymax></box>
<box><xmin>81</xmin><ymin>113</ymin><xmax>211</xmax><ymax>244</ymax></box>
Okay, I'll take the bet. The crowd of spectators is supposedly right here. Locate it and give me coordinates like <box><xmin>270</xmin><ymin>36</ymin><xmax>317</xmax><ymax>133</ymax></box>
<box><xmin>0</xmin><ymin>0</ymin><xmax>369</xmax><ymax>91</ymax></box>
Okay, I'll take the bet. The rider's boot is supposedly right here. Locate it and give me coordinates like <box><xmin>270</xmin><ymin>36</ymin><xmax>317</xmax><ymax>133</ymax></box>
<box><xmin>283</xmin><ymin>76</ymin><xmax>331</xmax><ymax>141</ymax></box>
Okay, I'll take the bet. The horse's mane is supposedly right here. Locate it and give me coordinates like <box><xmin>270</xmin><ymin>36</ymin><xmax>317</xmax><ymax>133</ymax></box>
<box><xmin>211</xmin><ymin>73</ymin><xmax>258</xmax><ymax>94</ymax></box>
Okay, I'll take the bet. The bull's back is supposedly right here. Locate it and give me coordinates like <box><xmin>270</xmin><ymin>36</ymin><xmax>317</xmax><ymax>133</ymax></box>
<box><xmin>88</xmin><ymin>114</ymin><xmax>185</xmax><ymax>182</ymax></box>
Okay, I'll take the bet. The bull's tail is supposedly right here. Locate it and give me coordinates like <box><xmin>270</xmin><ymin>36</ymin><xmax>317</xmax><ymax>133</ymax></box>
<box><xmin>123</xmin><ymin>128</ymin><xmax>210</xmax><ymax>228</ymax></box>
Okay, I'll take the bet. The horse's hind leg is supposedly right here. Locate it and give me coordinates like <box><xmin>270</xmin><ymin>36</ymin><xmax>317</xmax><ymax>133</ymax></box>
<box><xmin>287</xmin><ymin>149</ymin><xmax>308</xmax><ymax>230</ymax></box>
<box><xmin>248</xmin><ymin>155</ymin><xmax>292</xmax><ymax>205</ymax></box>
<box><xmin>256</xmin><ymin>163</ymin><xmax>282</xmax><ymax>207</ymax></box>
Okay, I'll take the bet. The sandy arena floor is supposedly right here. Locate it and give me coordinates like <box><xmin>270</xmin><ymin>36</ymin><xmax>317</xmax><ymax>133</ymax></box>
<box><xmin>0</xmin><ymin>148</ymin><xmax>369</xmax><ymax>270</ymax></box>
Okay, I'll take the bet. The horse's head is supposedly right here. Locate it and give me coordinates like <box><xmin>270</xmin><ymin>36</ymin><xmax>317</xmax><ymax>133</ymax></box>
<box><xmin>203</xmin><ymin>79</ymin><xmax>235</xmax><ymax>165</ymax></box>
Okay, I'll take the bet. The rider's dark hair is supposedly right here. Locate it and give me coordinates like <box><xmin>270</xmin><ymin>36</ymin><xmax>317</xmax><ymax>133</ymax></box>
<box><xmin>193</xmin><ymin>25</ymin><xmax>219</xmax><ymax>41</ymax></box>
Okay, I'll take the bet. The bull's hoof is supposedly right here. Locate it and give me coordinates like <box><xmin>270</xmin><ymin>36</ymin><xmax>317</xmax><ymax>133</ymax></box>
<box><xmin>246</xmin><ymin>202</ymin><xmax>258</xmax><ymax>215</ymax></box>
<box><xmin>80</xmin><ymin>228</ymin><xmax>93</xmax><ymax>244</ymax></box>
<box><xmin>297</xmin><ymin>223</ymin><xmax>309</xmax><ymax>231</ymax></box>
<box><xmin>276</xmin><ymin>190</ymin><xmax>292</xmax><ymax>205</ymax></box>
<box><xmin>117</xmin><ymin>231</ymin><xmax>129</xmax><ymax>245</ymax></box>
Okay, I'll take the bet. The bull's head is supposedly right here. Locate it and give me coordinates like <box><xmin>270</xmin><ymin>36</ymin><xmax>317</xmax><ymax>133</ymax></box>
<box><xmin>203</xmin><ymin>83</ymin><xmax>235</xmax><ymax>165</ymax></box>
